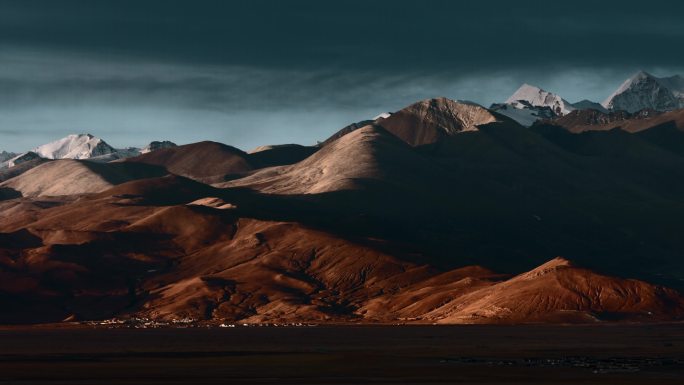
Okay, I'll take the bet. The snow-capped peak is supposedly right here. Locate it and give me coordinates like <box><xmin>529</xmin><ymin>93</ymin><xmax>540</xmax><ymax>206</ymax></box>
<box><xmin>505</xmin><ymin>84</ymin><xmax>575</xmax><ymax>115</ymax></box>
<box><xmin>33</xmin><ymin>133</ymin><xmax>117</xmax><ymax>160</ymax></box>
<box><xmin>602</xmin><ymin>71</ymin><xmax>684</xmax><ymax>112</ymax></box>
<box><xmin>606</xmin><ymin>71</ymin><xmax>654</xmax><ymax>100</ymax></box>
<box><xmin>2</xmin><ymin>136</ymin><xmax>181</xmax><ymax>170</ymax></box>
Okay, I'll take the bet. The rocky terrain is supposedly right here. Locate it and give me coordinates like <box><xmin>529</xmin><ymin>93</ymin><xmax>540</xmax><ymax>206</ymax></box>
<box><xmin>492</xmin><ymin>71</ymin><xmax>684</xmax><ymax>127</ymax></box>
<box><xmin>3</xmin><ymin>93</ymin><xmax>684</xmax><ymax>325</ymax></box>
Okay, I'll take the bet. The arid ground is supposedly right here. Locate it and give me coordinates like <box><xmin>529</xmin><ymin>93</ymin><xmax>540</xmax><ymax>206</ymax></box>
<box><xmin>0</xmin><ymin>324</ymin><xmax>683</xmax><ymax>384</ymax></box>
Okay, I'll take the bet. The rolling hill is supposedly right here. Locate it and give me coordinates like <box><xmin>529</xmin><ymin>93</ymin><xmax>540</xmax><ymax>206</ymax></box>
<box><xmin>123</xmin><ymin>141</ymin><xmax>254</xmax><ymax>183</ymax></box>
<box><xmin>0</xmin><ymin>160</ymin><xmax>167</xmax><ymax>197</ymax></box>
<box><xmin>3</xmin><ymin>98</ymin><xmax>684</xmax><ymax>325</ymax></box>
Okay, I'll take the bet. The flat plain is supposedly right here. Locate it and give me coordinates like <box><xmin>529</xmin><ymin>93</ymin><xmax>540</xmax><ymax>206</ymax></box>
<box><xmin>0</xmin><ymin>324</ymin><xmax>683</xmax><ymax>384</ymax></box>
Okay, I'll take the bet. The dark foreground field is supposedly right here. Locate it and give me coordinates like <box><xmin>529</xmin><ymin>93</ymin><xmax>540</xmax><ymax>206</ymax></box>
<box><xmin>0</xmin><ymin>324</ymin><xmax>683</xmax><ymax>384</ymax></box>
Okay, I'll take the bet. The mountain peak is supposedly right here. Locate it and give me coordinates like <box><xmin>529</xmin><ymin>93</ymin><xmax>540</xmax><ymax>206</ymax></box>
<box><xmin>514</xmin><ymin>83</ymin><xmax>554</xmax><ymax>96</ymax></box>
<box><xmin>223</xmin><ymin>124</ymin><xmax>438</xmax><ymax>194</ymax></box>
<box><xmin>519</xmin><ymin>83</ymin><xmax>542</xmax><ymax>91</ymax></box>
<box><xmin>416</xmin><ymin>96</ymin><xmax>462</xmax><ymax>108</ymax></box>
<box><xmin>603</xmin><ymin>71</ymin><xmax>684</xmax><ymax>112</ymax></box>
<box><xmin>516</xmin><ymin>257</ymin><xmax>573</xmax><ymax>280</ymax></box>
<box><xmin>141</xmin><ymin>140</ymin><xmax>177</xmax><ymax>154</ymax></box>
<box><xmin>632</xmin><ymin>70</ymin><xmax>653</xmax><ymax>79</ymax></box>
<box><xmin>33</xmin><ymin>134</ymin><xmax>116</xmax><ymax>160</ymax></box>
<box><xmin>65</xmin><ymin>133</ymin><xmax>97</xmax><ymax>141</ymax></box>
<box><xmin>617</xmin><ymin>71</ymin><xmax>658</xmax><ymax>91</ymax></box>
<box><xmin>378</xmin><ymin>97</ymin><xmax>503</xmax><ymax>145</ymax></box>
<box><xmin>506</xmin><ymin>84</ymin><xmax>575</xmax><ymax>115</ymax></box>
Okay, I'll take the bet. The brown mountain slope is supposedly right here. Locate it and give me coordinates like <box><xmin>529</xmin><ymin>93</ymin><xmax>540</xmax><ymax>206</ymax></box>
<box><xmin>6</xmin><ymin>98</ymin><xmax>684</xmax><ymax>325</ymax></box>
<box><xmin>377</xmin><ymin>97</ymin><xmax>508</xmax><ymax>146</ymax></box>
<box><xmin>0</xmin><ymin>184</ymin><xmax>440</xmax><ymax>323</ymax></box>
<box><xmin>0</xmin><ymin>179</ymin><xmax>682</xmax><ymax>324</ymax></box>
<box><xmin>136</xmin><ymin>218</ymin><xmax>440</xmax><ymax>323</ymax></box>
<box><xmin>0</xmin><ymin>160</ymin><xmax>166</xmax><ymax>197</ymax></box>
<box><xmin>544</xmin><ymin>108</ymin><xmax>684</xmax><ymax>133</ymax></box>
<box><xmin>218</xmin><ymin>124</ymin><xmax>440</xmax><ymax>194</ymax></box>
<box><xmin>209</xmin><ymin>119</ymin><xmax>684</xmax><ymax>291</ymax></box>
<box><xmin>123</xmin><ymin>141</ymin><xmax>254</xmax><ymax>183</ymax></box>
<box><xmin>247</xmin><ymin>144</ymin><xmax>318</xmax><ymax>167</ymax></box>
<box><xmin>429</xmin><ymin>258</ymin><xmax>684</xmax><ymax>323</ymax></box>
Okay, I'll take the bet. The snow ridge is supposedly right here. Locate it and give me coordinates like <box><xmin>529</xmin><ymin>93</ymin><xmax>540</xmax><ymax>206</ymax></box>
<box><xmin>1</xmin><ymin>135</ymin><xmax>179</xmax><ymax>170</ymax></box>
<box><xmin>33</xmin><ymin>134</ymin><xmax>117</xmax><ymax>160</ymax></box>
<box><xmin>602</xmin><ymin>71</ymin><xmax>684</xmax><ymax>113</ymax></box>
<box><xmin>506</xmin><ymin>84</ymin><xmax>576</xmax><ymax>115</ymax></box>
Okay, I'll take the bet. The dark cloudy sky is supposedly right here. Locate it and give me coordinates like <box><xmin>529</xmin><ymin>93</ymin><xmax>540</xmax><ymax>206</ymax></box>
<box><xmin>1</xmin><ymin>0</ymin><xmax>683</xmax><ymax>152</ymax></box>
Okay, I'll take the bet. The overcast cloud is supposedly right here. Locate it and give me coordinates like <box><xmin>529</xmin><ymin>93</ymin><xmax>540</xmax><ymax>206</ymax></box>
<box><xmin>1</xmin><ymin>0</ymin><xmax>683</xmax><ymax>151</ymax></box>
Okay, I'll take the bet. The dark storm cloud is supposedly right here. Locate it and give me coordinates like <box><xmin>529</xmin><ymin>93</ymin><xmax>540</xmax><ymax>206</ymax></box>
<box><xmin>0</xmin><ymin>0</ymin><xmax>683</xmax><ymax>151</ymax></box>
<box><xmin>0</xmin><ymin>49</ymin><xmax>427</xmax><ymax>110</ymax></box>
<box><xmin>2</xmin><ymin>0</ymin><xmax>683</xmax><ymax>71</ymax></box>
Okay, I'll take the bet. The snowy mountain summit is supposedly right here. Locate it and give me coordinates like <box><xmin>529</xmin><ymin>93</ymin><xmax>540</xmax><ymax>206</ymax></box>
<box><xmin>1</xmin><ymin>135</ymin><xmax>178</xmax><ymax>170</ymax></box>
<box><xmin>490</xmin><ymin>83</ymin><xmax>576</xmax><ymax>126</ymax></box>
<box><xmin>602</xmin><ymin>71</ymin><xmax>684</xmax><ymax>113</ymax></box>
<box><xmin>506</xmin><ymin>84</ymin><xmax>576</xmax><ymax>115</ymax></box>
<box><xmin>33</xmin><ymin>134</ymin><xmax>117</xmax><ymax>160</ymax></box>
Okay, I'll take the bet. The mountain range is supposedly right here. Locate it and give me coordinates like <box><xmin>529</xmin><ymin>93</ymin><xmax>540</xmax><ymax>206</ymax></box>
<box><xmin>0</xmin><ymin>135</ymin><xmax>177</xmax><ymax>170</ymax></box>
<box><xmin>492</xmin><ymin>71</ymin><xmax>684</xmax><ymax>126</ymax></box>
<box><xmin>2</xmin><ymin>73</ymin><xmax>684</xmax><ymax>325</ymax></box>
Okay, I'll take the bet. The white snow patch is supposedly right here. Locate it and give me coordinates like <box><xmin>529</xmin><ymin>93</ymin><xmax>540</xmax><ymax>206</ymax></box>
<box><xmin>506</xmin><ymin>84</ymin><xmax>575</xmax><ymax>115</ymax></box>
<box><xmin>33</xmin><ymin>134</ymin><xmax>117</xmax><ymax>160</ymax></box>
<box><xmin>373</xmin><ymin>112</ymin><xmax>392</xmax><ymax>120</ymax></box>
